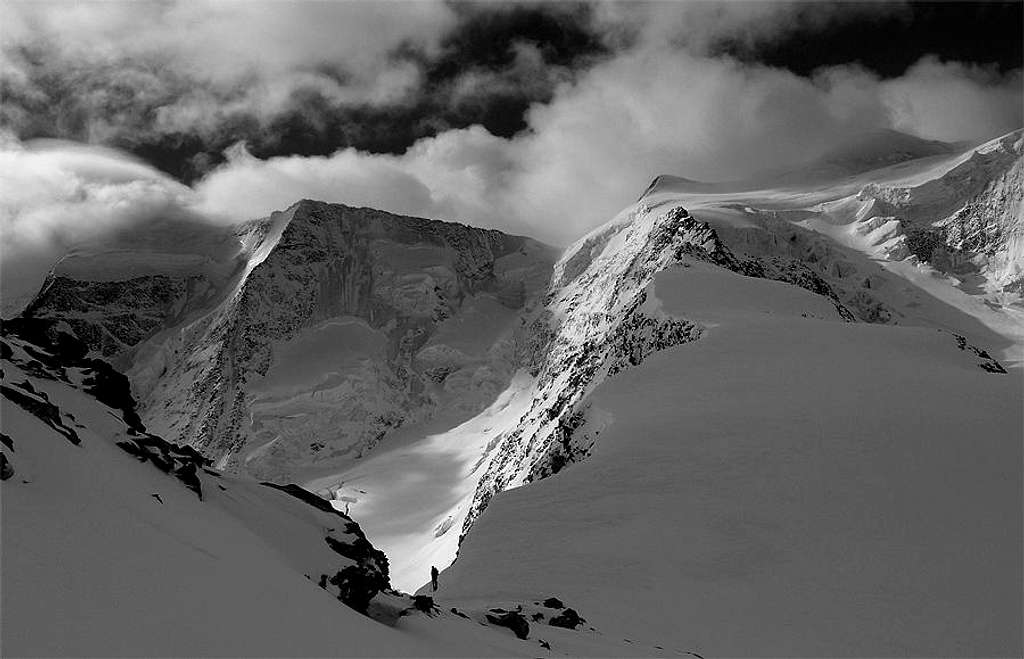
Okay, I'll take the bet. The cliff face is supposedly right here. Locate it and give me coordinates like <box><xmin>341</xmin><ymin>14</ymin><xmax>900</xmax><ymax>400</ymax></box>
<box><xmin>24</xmin><ymin>201</ymin><xmax>558</xmax><ymax>480</ymax></box>
<box><xmin>940</xmin><ymin>143</ymin><xmax>1024</xmax><ymax>293</ymax></box>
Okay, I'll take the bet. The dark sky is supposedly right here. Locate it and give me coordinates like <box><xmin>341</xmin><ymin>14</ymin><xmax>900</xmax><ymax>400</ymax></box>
<box><xmin>716</xmin><ymin>1</ymin><xmax>1022</xmax><ymax>77</ymax></box>
<box><xmin>3</xmin><ymin>1</ymin><xmax>1021</xmax><ymax>183</ymax></box>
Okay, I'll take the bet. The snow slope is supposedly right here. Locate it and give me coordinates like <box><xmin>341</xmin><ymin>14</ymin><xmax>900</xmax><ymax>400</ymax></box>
<box><xmin>1</xmin><ymin>332</ymin><xmax>423</xmax><ymax>656</ymax></box>
<box><xmin>441</xmin><ymin>261</ymin><xmax>1022</xmax><ymax>657</ymax></box>
<box><xmin>305</xmin><ymin>371</ymin><xmax>540</xmax><ymax>593</ymax></box>
<box><xmin>0</xmin><ymin>322</ymin><xmax>679</xmax><ymax>658</ymax></box>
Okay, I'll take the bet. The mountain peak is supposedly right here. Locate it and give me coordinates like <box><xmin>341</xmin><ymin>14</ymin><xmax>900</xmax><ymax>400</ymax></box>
<box><xmin>815</xmin><ymin>128</ymin><xmax>957</xmax><ymax>172</ymax></box>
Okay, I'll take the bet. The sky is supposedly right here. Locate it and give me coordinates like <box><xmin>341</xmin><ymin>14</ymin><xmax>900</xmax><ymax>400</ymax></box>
<box><xmin>1</xmin><ymin>1</ymin><xmax>1022</xmax><ymax>310</ymax></box>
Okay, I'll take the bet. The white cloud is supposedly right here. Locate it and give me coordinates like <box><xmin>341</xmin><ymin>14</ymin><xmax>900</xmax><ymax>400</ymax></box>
<box><xmin>191</xmin><ymin>47</ymin><xmax>1023</xmax><ymax>246</ymax></box>
<box><xmin>881</xmin><ymin>57</ymin><xmax>1024</xmax><ymax>143</ymax></box>
<box><xmin>1</xmin><ymin>1</ymin><xmax>457</xmax><ymax>134</ymax></box>
<box><xmin>1</xmin><ymin>2</ymin><xmax>1020</xmax><ymax>313</ymax></box>
<box><xmin>0</xmin><ymin>137</ymin><xmax>194</xmax><ymax>314</ymax></box>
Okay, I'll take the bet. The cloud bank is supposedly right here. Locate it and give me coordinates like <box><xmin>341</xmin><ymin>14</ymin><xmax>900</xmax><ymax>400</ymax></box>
<box><xmin>1</xmin><ymin>1</ymin><xmax>1021</xmax><ymax>313</ymax></box>
<box><xmin>193</xmin><ymin>47</ymin><xmax>1022</xmax><ymax>244</ymax></box>
<box><xmin>0</xmin><ymin>136</ymin><xmax>193</xmax><ymax>313</ymax></box>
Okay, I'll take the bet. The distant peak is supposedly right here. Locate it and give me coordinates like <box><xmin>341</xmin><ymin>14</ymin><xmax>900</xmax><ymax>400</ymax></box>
<box><xmin>639</xmin><ymin>175</ymin><xmax>746</xmax><ymax>200</ymax></box>
<box><xmin>816</xmin><ymin>129</ymin><xmax>957</xmax><ymax>171</ymax></box>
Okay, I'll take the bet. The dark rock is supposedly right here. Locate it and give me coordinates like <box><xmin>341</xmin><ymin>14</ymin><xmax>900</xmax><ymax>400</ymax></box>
<box><xmin>1</xmin><ymin>383</ymin><xmax>81</xmax><ymax>445</ymax></box>
<box><xmin>174</xmin><ymin>462</ymin><xmax>203</xmax><ymax>499</ymax></box>
<box><xmin>542</xmin><ymin>597</ymin><xmax>564</xmax><ymax>609</ymax></box>
<box><xmin>260</xmin><ymin>482</ymin><xmax>339</xmax><ymax>514</ymax></box>
<box><xmin>951</xmin><ymin>332</ymin><xmax>1008</xmax><ymax>373</ymax></box>
<box><xmin>486</xmin><ymin>610</ymin><xmax>530</xmax><ymax>640</ymax></box>
<box><xmin>411</xmin><ymin>595</ymin><xmax>435</xmax><ymax>614</ymax></box>
<box><xmin>329</xmin><ymin>564</ymin><xmax>386</xmax><ymax>614</ymax></box>
<box><xmin>324</xmin><ymin>535</ymin><xmax>380</xmax><ymax>567</ymax></box>
<box><xmin>1</xmin><ymin>452</ymin><xmax>13</xmax><ymax>480</ymax></box>
<box><xmin>548</xmin><ymin>607</ymin><xmax>584</xmax><ymax>630</ymax></box>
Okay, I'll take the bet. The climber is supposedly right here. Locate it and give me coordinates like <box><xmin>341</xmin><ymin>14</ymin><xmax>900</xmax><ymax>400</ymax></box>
<box><xmin>430</xmin><ymin>565</ymin><xmax>439</xmax><ymax>591</ymax></box>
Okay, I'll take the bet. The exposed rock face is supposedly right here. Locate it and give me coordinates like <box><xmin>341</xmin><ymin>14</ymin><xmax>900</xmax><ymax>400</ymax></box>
<box><xmin>24</xmin><ymin>201</ymin><xmax>557</xmax><ymax>480</ymax></box>
<box><xmin>940</xmin><ymin>145</ymin><xmax>1024</xmax><ymax>293</ymax></box>
<box><xmin>858</xmin><ymin>131</ymin><xmax>1020</xmax><ymax>225</ymax></box>
<box><xmin>24</xmin><ymin>276</ymin><xmax>193</xmax><ymax>357</ymax></box>
<box><xmin>858</xmin><ymin>130</ymin><xmax>1023</xmax><ymax>295</ymax></box>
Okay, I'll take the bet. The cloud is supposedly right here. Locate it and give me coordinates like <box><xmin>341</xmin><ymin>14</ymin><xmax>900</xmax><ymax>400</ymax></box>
<box><xmin>190</xmin><ymin>46</ymin><xmax>1022</xmax><ymax>246</ymax></box>
<box><xmin>881</xmin><ymin>57</ymin><xmax>1024</xmax><ymax>143</ymax></box>
<box><xmin>1</xmin><ymin>2</ymin><xmax>1020</xmax><ymax>314</ymax></box>
<box><xmin>2</xmin><ymin>1</ymin><xmax>455</xmax><ymax>102</ymax></box>
<box><xmin>0</xmin><ymin>136</ymin><xmax>194</xmax><ymax>314</ymax></box>
<box><xmin>0</xmin><ymin>1</ymin><xmax>605</xmax><ymax>183</ymax></box>
<box><xmin>192</xmin><ymin>127</ymin><xmax>517</xmax><ymax>230</ymax></box>
<box><xmin>0</xmin><ymin>1</ymin><xmax>462</xmax><ymax>184</ymax></box>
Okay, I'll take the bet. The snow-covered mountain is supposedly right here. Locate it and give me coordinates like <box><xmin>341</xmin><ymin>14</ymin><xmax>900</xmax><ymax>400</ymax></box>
<box><xmin>5</xmin><ymin>128</ymin><xmax>1022</xmax><ymax>656</ymax></box>
<box><xmin>23</xmin><ymin>201</ymin><xmax>557</xmax><ymax>482</ymax></box>
<box><xmin>302</xmin><ymin>130</ymin><xmax>1022</xmax><ymax>597</ymax></box>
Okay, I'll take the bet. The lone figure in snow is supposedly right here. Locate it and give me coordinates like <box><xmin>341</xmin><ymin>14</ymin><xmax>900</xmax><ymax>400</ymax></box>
<box><xmin>430</xmin><ymin>565</ymin><xmax>439</xmax><ymax>591</ymax></box>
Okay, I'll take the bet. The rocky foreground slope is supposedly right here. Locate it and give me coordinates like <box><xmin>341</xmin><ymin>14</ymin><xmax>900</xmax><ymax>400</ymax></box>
<box><xmin>2</xmin><ymin>319</ymin><xmax>672</xmax><ymax>657</ymax></box>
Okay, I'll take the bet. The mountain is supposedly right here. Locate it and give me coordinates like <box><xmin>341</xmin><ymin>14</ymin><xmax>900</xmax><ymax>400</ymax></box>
<box><xmin>791</xmin><ymin>128</ymin><xmax>960</xmax><ymax>178</ymax></box>
<box><xmin>426</xmin><ymin>130</ymin><xmax>1021</xmax><ymax>657</ymax></box>
<box><xmin>301</xmin><ymin>130</ymin><xmax>1022</xmax><ymax>597</ymax></box>
<box><xmin>5</xmin><ymin>129</ymin><xmax>1022</xmax><ymax>656</ymax></box>
<box><xmin>23</xmin><ymin>201</ymin><xmax>557</xmax><ymax>482</ymax></box>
